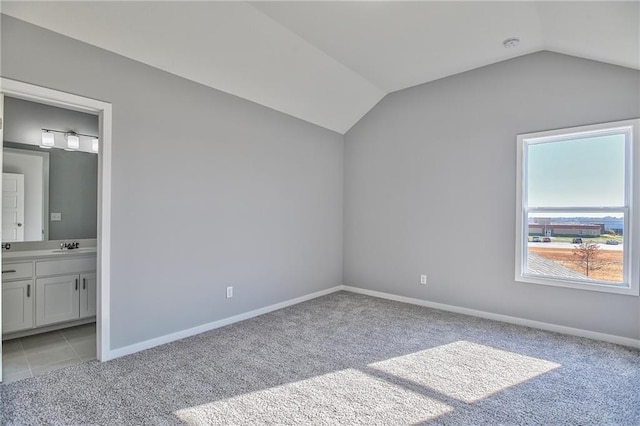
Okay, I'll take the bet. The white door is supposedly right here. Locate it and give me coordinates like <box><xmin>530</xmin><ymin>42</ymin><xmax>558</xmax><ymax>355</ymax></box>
<box><xmin>2</xmin><ymin>172</ymin><xmax>25</xmax><ymax>242</ymax></box>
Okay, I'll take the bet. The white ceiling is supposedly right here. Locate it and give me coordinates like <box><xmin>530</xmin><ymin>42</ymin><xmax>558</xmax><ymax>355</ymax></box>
<box><xmin>2</xmin><ymin>1</ymin><xmax>638</xmax><ymax>134</ymax></box>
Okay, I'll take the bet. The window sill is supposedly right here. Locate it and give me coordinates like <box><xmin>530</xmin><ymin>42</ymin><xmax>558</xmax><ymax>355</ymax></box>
<box><xmin>516</xmin><ymin>274</ymin><xmax>639</xmax><ymax>296</ymax></box>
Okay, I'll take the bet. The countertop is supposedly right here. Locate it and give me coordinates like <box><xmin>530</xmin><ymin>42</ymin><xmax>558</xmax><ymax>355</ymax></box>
<box><xmin>3</xmin><ymin>247</ymin><xmax>97</xmax><ymax>260</ymax></box>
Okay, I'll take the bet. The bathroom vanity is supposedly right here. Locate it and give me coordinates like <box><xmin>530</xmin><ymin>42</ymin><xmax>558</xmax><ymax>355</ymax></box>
<box><xmin>2</xmin><ymin>248</ymin><xmax>96</xmax><ymax>338</ymax></box>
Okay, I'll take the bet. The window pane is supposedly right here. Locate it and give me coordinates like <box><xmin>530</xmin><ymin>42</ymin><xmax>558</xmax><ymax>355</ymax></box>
<box><xmin>526</xmin><ymin>212</ymin><xmax>624</xmax><ymax>284</ymax></box>
<box><xmin>527</xmin><ymin>134</ymin><xmax>625</xmax><ymax>207</ymax></box>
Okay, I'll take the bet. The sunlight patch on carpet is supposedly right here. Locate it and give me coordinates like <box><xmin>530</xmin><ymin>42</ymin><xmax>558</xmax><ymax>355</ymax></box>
<box><xmin>370</xmin><ymin>341</ymin><xmax>561</xmax><ymax>403</ymax></box>
<box><xmin>174</xmin><ymin>368</ymin><xmax>452</xmax><ymax>424</ymax></box>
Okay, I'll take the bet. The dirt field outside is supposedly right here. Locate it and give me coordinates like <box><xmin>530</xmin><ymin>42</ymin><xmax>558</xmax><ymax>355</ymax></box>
<box><xmin>529</xmin><ymin>246</ymin><xmax>623</xmax><ymax>283</ymax></box>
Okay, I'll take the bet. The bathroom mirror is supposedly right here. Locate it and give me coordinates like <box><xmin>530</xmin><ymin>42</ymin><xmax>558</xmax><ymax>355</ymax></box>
<box><xmin>2</xmin><ymin>97</ymin><xmax>98</xmax><ymax>243</ymax></box>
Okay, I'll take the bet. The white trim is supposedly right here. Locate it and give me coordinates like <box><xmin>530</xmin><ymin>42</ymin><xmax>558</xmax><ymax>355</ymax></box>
<box><xmin>0</xmin><ymin>78</ymin><xmax>113</xmax><ymax>364</ymax></box>
<box><xmin>0</xmin><ymin>93</ymin><xmax>4</xmax><ymax>383</ymax></box>
<box><xmin>515</xmin><ymin>118</ymin><xmax>640</xmax><ymax>296</ymax></box>
<box><xmin>109</xmin><ymin>283</ymin><xmax>639</xmax><ymax>361</ymax></box>
<box><xmin>97</xmin><ymin>103</ymin><xmax>112</xmax><ymax>362</ymax></box>
<box><xmin>343</xmin><ymin>286</ymin><xmax>640</xmax><ymax>349</ymax></box>
<box><xmin>107</xmin><ymin>286</ymin><xmax>344</xmax><ymax>360</ymax></box>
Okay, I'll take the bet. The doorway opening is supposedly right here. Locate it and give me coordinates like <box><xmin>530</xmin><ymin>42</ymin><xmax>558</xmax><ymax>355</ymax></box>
<box><xmin>0</xmin><ymin>78</ymin><xmax>112</xmax><ymax>383</ymax></box>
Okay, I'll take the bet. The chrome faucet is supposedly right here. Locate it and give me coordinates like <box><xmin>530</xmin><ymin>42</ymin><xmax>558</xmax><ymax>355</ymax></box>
<box><xmin>60</xmin><ymin>241</ymin><xmax>80</xmax><ymax>250</ymax></box>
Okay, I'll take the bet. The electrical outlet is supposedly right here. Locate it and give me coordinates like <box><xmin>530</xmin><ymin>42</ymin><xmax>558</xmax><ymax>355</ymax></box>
<box><xmin>51</xmin><ymin>212</ymin><xmax>62</xmax><ymax>221</ymax></box>
<box><xmin>226</xmin><ymin>286</ymin><xmax>233</xmax><ymax>298</ymax></box>
<box><xmin>420</xmin><ymin>275</ymin><xmax>427</xmax><ymax>285</ymax></box>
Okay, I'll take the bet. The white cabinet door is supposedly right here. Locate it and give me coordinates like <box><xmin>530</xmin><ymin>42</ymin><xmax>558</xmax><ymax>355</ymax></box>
<box><xmin>2</xmin><ymin>279</ymin><xmax>34</xmax><ymax>333</ymax></box>
<box><xmin>36</xmin><ymin>275</ymin><xmax>80</xmax><ymax>326</ymax></box>
<box><xmin>79</xmin><ymin>273</ymin><xmax>97</xmax><ymax>318</ymax></box>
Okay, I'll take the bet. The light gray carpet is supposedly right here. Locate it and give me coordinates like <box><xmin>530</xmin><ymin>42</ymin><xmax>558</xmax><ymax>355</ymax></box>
<box><xmin>1</xmin><ymin>291</ymin><xmax>639</xmax><ymax>425</ymax></box>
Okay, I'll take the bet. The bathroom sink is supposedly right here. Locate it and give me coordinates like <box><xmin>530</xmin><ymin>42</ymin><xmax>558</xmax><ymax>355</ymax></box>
<box><xmin>51</xmin><ymin>247</ymin><xmax>96</xmax><ymax>253</ymax></box>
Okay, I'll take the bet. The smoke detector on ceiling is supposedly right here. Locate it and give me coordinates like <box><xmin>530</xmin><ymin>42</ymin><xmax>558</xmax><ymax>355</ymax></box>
<box><xmin>503</xmin><ymin>37</ymin><xmax>520</xmax><ymax>48</ymax></box>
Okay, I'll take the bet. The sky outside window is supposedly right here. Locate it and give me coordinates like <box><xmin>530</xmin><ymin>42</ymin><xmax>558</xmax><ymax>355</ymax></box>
<box><xmin>527</xmin><ymin>134</ymin><xmax>625</xmax><ymax>209</ymax></box>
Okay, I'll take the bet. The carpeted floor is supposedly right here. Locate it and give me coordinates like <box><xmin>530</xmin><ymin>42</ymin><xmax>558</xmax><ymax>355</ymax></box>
<box><xmin>1</xmin><ymin>291</ymin><xmax>639</xmax><ymax>425</ymax></box>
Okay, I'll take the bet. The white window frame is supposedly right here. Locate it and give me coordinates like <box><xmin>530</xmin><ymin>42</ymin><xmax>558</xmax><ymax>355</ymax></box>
<box><xmin>515</xmin><ymin>119</ymin><xmax>640</xmax><ymax>296</ymax></box>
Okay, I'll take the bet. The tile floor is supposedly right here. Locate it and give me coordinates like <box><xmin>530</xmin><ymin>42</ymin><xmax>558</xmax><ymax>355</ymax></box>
<box><xmin>2</xmin><ymin>323</ymin><xmax>96</xmax><ymax>384</ymax></box>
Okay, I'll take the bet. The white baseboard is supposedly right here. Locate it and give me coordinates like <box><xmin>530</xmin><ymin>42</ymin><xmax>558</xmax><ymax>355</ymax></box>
<box><xmin>106</xmin><ymin>283</ymin><xmax>639</xmax><ymax>361</ymax></box>
<box><xmin>106</xmin><ymin>286</ymin><xmax>344</xmax><ymax>360</ymax></box>
<box><xmin>343</xmin><ymin>286</ymin><xmax>640</xmax><ymax>349</ymax></box>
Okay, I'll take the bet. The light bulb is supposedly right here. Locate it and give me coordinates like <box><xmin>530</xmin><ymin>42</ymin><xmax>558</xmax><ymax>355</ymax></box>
<box><xmin>41</xmin><ymin>130</ymin><xmax>55</xmax><ymax>147</ymax></box>
<box><xmin>66</xmin><ymin>133</ymin><xmax>80</xmax><ymax>150</ymax></box>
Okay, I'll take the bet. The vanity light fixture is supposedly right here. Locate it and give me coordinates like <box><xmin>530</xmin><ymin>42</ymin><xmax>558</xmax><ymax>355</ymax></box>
<box><xmin>65</xmin><ymin>133</ymin><xmax>80</xmax><ymax>150</ymax></box>
<box><xmin>41</xmin><ymin>130</ymin><xmax>55</xmax><ymax>148</ymax></box>
<box><xmin>41</xmin><ymin>128</ymin><xmax>99</xmax><ymax>154</ymax></box>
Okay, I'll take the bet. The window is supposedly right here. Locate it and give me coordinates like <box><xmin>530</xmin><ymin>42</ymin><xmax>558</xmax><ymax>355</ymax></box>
<box><xmin>515</xmin><ymin>119</ymin><xmax>639</xmax><ymax>295</ymax></box>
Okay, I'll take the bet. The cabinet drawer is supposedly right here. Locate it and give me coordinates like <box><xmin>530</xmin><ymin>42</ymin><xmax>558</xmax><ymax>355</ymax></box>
<box><xmin>2</xmin><ymin>262</ymin><xmax>34</xmax><ymax>280</ymax></box>
<box><xmin>36</xmin><ymin>257</ymin><xmax>96</xmax><ymax>277</ymax></box>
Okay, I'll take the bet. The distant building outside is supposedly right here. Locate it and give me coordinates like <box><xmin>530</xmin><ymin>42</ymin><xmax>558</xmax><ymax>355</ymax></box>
<box><xmin>528</xmin><ymin>220</ymin><xmax>605</xmax><ymax>237</ymax></box>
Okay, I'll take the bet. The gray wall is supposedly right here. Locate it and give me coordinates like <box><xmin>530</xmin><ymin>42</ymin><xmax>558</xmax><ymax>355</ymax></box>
<box><xmin>46</xmin><ymin>146</ymin><xmax>97</xmax><ymax>240</ymax></box>
<box><xmin>344</xmin><ymin>51</ymin><xmax>640</xmax><ymax>340</ymax></box>
<box><xmin>4</xmin><ymin>97</ymin><xmax>99</xmax><ymax>240</ymax></box>
<box><xmin>1</xmin><ymin>15</ymin><xmax>344</xmax><ymax>349</ymax></box>
<box><xmin>3</xmin><ymin>13</ymin><xmax>637</xmax><ymax>349</ymax></box>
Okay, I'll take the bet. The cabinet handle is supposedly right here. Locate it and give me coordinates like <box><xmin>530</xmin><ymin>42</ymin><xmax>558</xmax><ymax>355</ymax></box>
<box><xmin>83</xmin><ymin>278</ymin><xmax>86</xmax><ymax>290</ymax></box>
<box><xmin>2</xmin><ymin>270</ymin><xmax>17</xmax><ymax>273</ymax></box>
<box><xmin>27</xmin><ymin>284</ymin><xmax>31</xmax><ymax>297</ymax></box>
<box><xmin>75</xmin><ymin>278</ymin><xmax>78</xmax><ymax>291</ymax></box>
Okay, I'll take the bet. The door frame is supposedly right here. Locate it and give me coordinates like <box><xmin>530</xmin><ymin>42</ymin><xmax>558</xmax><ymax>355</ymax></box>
<box><xmin>0</xmin><ymin>78</ymin><xmax>112</xmax><ymax>381</ymax></box>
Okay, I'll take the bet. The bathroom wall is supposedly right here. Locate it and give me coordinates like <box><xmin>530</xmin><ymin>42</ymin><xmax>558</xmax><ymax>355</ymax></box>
<box><xmin>3</xmin><ymin>96</ymin><xmax>98</xmax><ymax>240</ymax></box>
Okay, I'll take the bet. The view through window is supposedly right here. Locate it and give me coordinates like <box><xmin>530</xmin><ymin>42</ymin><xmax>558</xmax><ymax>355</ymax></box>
<box><xmin>516</xmin><ymin>119</ymin><xmax>638</xmax><ymax>294</ymax></box>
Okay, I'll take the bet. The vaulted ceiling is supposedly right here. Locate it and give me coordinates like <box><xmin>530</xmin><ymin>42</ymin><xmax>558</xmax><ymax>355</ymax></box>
<box><xmin>2</xmin><ymin>1</ymin><xmax>638</xmax><ymax>134</ymax></box>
